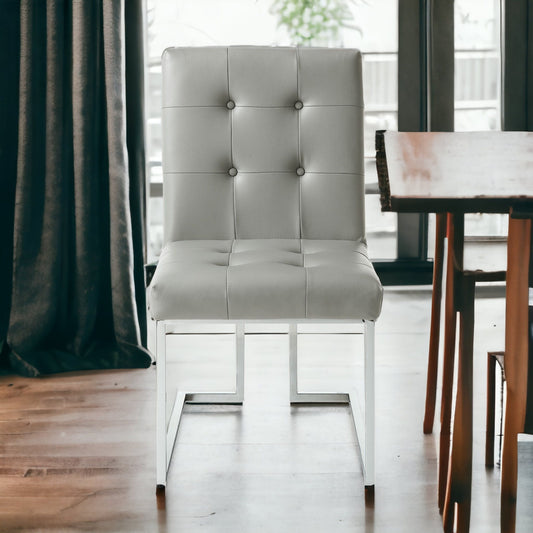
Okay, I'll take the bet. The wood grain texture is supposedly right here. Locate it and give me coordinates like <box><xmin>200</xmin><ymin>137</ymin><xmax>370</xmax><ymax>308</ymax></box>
<box><xmin>438</xmin><ymin>213</ymin><xmax>459</xmax><ymax>513</ymax></box>
<box><xmin>423</xmin><ymin>212</ymin><xmax>446</xmax><ymax>435</ymax></box>
<box><xmin>0</xmin><ymin>289</ymin><xmax>523</xmax><ymax>532</ymax></box>
<box><xmin>501</xmin><ymin>217</ymin><xmax>532</xmax><ymax>533</ymax></box>
<box><xmin>0</xmin><ymin>370</ymin><xmax>156</xmax><ymax>532</ymax></box>
<box><xmin>376</xmin><ymin>131</ymin><xmax>533</xmax><ymax>213</ymax></box>
<box><xmin>443</xmin><ymin>275</ymin><xmax>475</xmax><ymax>533</ymax></box>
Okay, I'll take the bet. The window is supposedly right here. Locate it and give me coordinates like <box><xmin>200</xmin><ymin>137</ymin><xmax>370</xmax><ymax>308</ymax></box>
<box><xmin>454</xmin><ymin>0</ymin><xmax>506</xmax><ymax>238</ymax></box>
<box><xmin>145</xmin><ymin>0</ymin><xmax>398</xmax><ymax>261</ymax></box>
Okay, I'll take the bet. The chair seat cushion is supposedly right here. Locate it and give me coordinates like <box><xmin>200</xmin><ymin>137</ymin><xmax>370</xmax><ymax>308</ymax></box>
<box><xmin>149</xmin><ymin>239</ymin><xmax>383</xmax><ymax>321</ymax></box>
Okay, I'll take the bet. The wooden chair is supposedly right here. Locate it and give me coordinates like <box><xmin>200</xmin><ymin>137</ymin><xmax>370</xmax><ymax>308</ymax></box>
<box><xmin>424</xmin><ymin>216</ymin><xmax>507</xmax><ymax>435</ymax></box>
<box><xmin>500</xmin><ymin>209</ymin><xmax>533</xmax><ymax>533</ymax></box>
<box><xmin>422</xmin><ymin>214</ymin><xmax>506</xmax><ymax>511</ymax></box>
<box><xmin>423</xmin><ymin>213</ymin><xmax>447</xmax><ymax>435</ymax></box>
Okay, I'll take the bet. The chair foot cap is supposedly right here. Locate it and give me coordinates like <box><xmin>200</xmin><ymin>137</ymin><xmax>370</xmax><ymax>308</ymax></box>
<box><xmin>365</xmin><ymin>485</ymin><xmax>375</xmax><ymax>506</ymax></box>
<box><xmin>156</xmin><ymin>484</ymin><xmax>166</xmax><ymax>496</ymax></box>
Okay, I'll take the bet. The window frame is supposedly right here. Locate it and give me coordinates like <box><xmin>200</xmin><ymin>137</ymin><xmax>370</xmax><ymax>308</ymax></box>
<box><xmin>144</xmin><ymin>0</ymin><xmax>500</xmax><ymax>285</ymax></box>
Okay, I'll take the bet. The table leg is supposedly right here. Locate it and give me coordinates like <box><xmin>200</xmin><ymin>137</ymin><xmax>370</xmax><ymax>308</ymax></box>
<box><xmin>424</xmin><ymin>212</ymin><xmax>447</xmax><ymax>435</ymax></box>
<box><xmin>439</xmin><ymin>213</ymin><xmax>459</xmax><ymax>512</ymax></box>
<box><xmin>501</xmin><ymin>217</ymin><xmax>532</xmax><ymax>533</ymax></box>
<box><xmin>501</xmin><ymin>396</ymin><xmax>521</xmax><ymax>533</ymax></box>
<box><xmin>443</xmin><ymin>274</ymin><xmax>475</xmax><ymax>533</ymax></box>
<box><xmin>485</xmin><ymin>352</ymin><xmax>497</xmax><ymax>468</ymax></box>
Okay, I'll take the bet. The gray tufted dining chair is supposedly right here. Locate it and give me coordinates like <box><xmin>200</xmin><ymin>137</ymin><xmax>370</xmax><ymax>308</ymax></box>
<box><xmin>149</xmin><ymin>46</ymin><xmax>383</xmax><ymax>496</ymax></box>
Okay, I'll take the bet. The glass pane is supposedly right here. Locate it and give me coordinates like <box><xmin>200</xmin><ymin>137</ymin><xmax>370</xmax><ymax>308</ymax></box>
<box><xmin>351</xmin><ymin>1</ymin><xmax>398</xmax><ymax>259</ymax></box>
<box><xmin>146</xmin><ymin>0</ymin><xmax>398</xmax><ymax>260</ymax></box>
<box><xmin>454</xmin><ymin>0</ymin><xmax>505</xmax><ymax>238</ymax></box>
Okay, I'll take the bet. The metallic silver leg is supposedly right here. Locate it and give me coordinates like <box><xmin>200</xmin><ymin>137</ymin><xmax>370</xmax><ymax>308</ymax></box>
<box><xmin>156</xmin><ymin>321</ymin><xmax>167</xmax><ymax>490</ymax></box>
<box><xmin>289</xmin><ymin>321</ymin><xmax>376</xmax><ymax>489</ymax></box>
<box><xmin>289</xmin><ymin>323</ymin><xmax>298</xmax><ymax>402</ymax></box>
<box><xmin>289</xmin><ymin>323</ymin><xmax>349</xmax><ymax>404</ymax></box>
<box><xmin>156</xmin><ymin>321</ymin><xmax>245</xmax><ymax>492</ymax></box>
<box><xmin>185</xmin><ymin>321</ymin><xmax>245</xmax><ymax>404</ymax></box>
<box><xmin>157</xmin><ymin>319</ymin><xmax>376</xmax><ymax>494</ymax></box>
<box><xmin>363</xmin><ymin>319</ymin><xmax>375</xmax><ymax>488</ymax></box>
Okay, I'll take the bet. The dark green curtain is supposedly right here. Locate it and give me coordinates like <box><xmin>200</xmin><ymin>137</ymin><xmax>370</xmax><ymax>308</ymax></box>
<box><xmin>0</xmin><ymin>0</ymin><xmax>20</xmax><ymax>364</ymax></box>
<box><xmin>0</xmin><ymin>0</ymin><xmax>151</xmax><ymax>376</ymax></box>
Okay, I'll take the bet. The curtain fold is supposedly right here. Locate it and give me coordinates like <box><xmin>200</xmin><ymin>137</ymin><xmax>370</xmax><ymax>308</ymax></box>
<box><xmin>2</xmin><ymin>0</ymin><xmax>151</xmax><ymax>376</ymax></box>
<box><xmin>0</xmin><ymin>0</ymin><xmax>20</xmax><ymax>365</ymax></box>
<box><xmin>125</xmin><ymin>0</ymin><xmax>148</xmax><ymax>348</ymax></box>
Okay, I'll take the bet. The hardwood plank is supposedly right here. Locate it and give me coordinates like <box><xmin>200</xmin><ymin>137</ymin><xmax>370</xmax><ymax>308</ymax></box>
<box><xmin>0</xmin><ymin>289</ymin><xmax>522</xmax><ymax>532</ymax></box>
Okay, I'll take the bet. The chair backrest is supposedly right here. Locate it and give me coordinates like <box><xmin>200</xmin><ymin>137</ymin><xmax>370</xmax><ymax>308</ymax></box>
<box><xmin>161</xmin><ymin>46</ymin><xmax>365</xmax><ymax>243</ymax></box>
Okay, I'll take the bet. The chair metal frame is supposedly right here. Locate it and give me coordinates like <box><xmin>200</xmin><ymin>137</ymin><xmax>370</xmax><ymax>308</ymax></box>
<box><xmin>155</xmin><ymin>319</ymin><xmax>376</xmax><ymax>494</ymax></box>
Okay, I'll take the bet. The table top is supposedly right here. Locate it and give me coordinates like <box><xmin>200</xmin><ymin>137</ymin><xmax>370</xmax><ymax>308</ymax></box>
<box><xmin>376</xmin><ymin>130</ymin><xmax>533</xmax><ymax>213</ymax></box>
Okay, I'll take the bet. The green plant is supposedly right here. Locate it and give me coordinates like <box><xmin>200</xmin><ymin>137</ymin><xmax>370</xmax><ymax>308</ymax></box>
<box><xmin>270</xmin><ymin>0</ymin><xmax>359</xmax><ymax>45</ymax></box>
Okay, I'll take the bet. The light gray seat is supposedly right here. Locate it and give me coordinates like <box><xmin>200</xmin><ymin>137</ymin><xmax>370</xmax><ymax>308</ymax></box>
<box><xmin>150</xmin><ymin>46</ymin><xmax>383</xmax><ymax>497</ymax></box>
<box><xmin>150</xmin><ymin>239</ymin><xmax>382</xmax><ymax>320</ymax></box>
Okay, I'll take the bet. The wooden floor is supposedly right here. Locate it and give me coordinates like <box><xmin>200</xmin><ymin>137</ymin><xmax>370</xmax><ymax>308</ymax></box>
<box><xmin>0</xmin><ymin>288</ymin><xmax>525</xmax><ymax>532</ymax></box>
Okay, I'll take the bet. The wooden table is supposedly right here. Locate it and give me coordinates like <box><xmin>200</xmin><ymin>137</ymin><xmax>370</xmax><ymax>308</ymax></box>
<box><xmin>376</xmin><ymin>130</ymin><xmax>533</xmax><ymax>532</ymax></box>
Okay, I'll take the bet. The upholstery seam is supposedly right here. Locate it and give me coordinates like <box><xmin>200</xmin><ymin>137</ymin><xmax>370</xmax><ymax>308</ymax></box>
<box><xmin>164</xmin><ymin>171</ymin><xmax>365</xmax><ymax>177</ymax></box>
<box><xmin>164</xmin><ymin>171</ymin><xmax>235</xmax><ymax>175</ymax></box>
<box><xmin>161</xmin><ymin>104</ymin><xmax>364</xmax><ymax>109</ymax></box>
<box><xmin>162</xmin><ymin>105</ymin><xmax>230</xmax><ymax>109</ymax></box>
<box><xmin>227</xmin><ymin>47</ymin><xmax>237</xmax><ymax>241</ymax></box>
<box><xmin>296</xmin><ymin>47</ymin><xmax>303</xmax><ymax>241</ymax></box>
<box><xmin>226</xmin><ymin>240</ymin><xmax>235</xmax><ymax>319</ymax></box>
<box><xmin>225</xmin><ymin>260</ymin><xmax>229</xmax><ymax>319</ymax></box>
<box><xmin>226</xmin><ymin>47</ymin><xmax>231</xmax><ymax>109</ymax></box>
<box><xmin>302</xmin><ymin>239</ymin><xmax>308</xmax><ymax>318</ymax></box>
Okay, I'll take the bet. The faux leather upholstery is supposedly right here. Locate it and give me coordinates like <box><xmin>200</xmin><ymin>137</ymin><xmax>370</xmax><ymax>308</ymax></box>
<box><xmin>150</xmin><ymin>46</ymin><xmax>383</xmax><ymax>321</ymax></box>
<box><xmin>150</xmin><ymin>239</ymin><xmax>382</xmax><ymax>320</ymax></box>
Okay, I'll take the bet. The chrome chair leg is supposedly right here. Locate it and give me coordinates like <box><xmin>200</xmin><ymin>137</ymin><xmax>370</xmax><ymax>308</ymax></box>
<box><xmin>155</xmin><ymin>321</ymin><xmax>245</xmax><ymax>493</ymax></box>
<box><xmin>288</xmin><ymin>321</ymin><xmax>375</xmax><ymax>488</ymax></box>
<box><xmin>156</xmin><ymin>320</ymin><xmax>375</xmax><ymax>494</ymax></box>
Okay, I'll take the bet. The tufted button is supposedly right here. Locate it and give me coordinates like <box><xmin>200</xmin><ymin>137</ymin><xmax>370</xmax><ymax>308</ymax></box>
<box><xmin>296</xmin><ymin>167</ymin><xmax>305</xmax><ymax>176</ymax></box>
<box><xmin>294</xmin><ymin>100</ymin><xmax>303</xmax><ymax>110</ymax></box>
<box><xmin>228</xmin><ymin>167</ymin><xmax>238</xmax><ymax>177</ymax></box>
<box><xmin>226</xmin><ymin>100</ymin><xmax>235</xmax><ymax>110</ymax></box>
